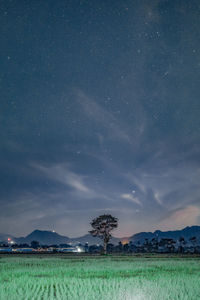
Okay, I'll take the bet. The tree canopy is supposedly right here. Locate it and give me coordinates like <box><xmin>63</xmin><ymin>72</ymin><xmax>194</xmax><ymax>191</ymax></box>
<box><xmin>89</xmin><ymin>214</ymin><xmax>118</xmax><ymax>254</ymax></box>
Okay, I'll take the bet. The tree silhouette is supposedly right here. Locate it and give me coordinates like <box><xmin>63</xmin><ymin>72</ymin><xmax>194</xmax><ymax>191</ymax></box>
<box><xmin>31</xmin><ymin>240</ymin><xmax>39</xmax><ymax>249</ymax></box>
<box><xmin>190</xmin><ymin>236</ymin><xmax>197</xmax><ymax>253</ymax></box>
<box><xmin>89</xmin><ymin>214</ymin><xmax>118</xmax><ymax>254</ymax></box>
<box><xmin>178</xmin><ymin>236</ymin><xmax>185</xmax><ymax>253</ymax></box>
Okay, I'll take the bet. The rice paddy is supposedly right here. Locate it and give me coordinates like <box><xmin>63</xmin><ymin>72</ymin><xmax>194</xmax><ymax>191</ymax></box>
<box><xmin>0</xmin><ymin>254</ymin><xmax>200</xmax><ymax>300</ymax></box>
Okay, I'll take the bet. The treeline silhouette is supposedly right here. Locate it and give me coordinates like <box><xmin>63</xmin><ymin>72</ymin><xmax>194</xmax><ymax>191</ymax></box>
<box><xmin>1</xmin><ymin>236</ymin><xmax>200</xmax><ymax>254</ymax></box>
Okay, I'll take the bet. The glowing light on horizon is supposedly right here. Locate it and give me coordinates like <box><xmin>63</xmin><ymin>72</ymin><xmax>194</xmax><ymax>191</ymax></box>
<box><xmin>76</xmin><ymin>246</ymin><xmax>83</xmax><ymax>253</ymax></box>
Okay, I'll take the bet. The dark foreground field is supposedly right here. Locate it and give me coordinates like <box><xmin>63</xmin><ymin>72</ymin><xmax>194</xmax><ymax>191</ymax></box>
<box><xmin>0</xmin><ymin>254</ymin><xmax>200</xmax><ymax>300</ymax></box>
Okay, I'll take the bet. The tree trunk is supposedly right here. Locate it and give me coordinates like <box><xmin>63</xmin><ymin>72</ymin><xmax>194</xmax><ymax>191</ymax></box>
<box><xmin>103</xmin><ymin>241</ymin><xmax>107</xmax><ymax>254</ymax></box>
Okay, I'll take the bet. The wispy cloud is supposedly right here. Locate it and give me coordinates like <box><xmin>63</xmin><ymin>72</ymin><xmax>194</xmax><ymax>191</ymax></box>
<box><xmin>31</xmin><ymin>162</ymin><xmax>94</xmax><ymax>196</ymax></box>
<box><xmin>158</xmin><ymin>205</ymin><xmax>200</xmax><ymax>230</ymax></box>
<box><xmin>75</xmin><ymin>90</ymin><xmax>137</xmax><ymax>144</ymax></box>
<box><xmin>30</xmin><ymin>161</ymin><xmax>118</xmax><ymax>205</ymax></box>
<box><xmin>121</xmin><ymin>193</ymin><xmax>142</xmax><ymax>206</ymax></box>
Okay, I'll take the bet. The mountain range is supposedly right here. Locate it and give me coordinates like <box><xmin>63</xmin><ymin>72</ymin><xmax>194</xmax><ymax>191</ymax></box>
<box><xmin>1</xmin><ymin>226</ymin><xmax>200</xmax><ymax>246</ymax></box>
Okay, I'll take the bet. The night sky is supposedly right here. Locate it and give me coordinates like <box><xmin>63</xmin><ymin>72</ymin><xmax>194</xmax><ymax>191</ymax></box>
<box><xmin>1</xmin><ymin>0</ymin><xmax>200</xmax><ymax>237</ymax></box>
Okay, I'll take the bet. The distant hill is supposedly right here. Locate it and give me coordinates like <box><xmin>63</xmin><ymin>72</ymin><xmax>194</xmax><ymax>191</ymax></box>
<box><xmin>15</xmin><ymin>230</ymin><xmax>70</xmax><ymax>245</ymax></box>
<box><xmin>129</xmin><ymin>226</ymin><xmax>200</xmax><ymax>243</ymax></box>
<box><xmin>1</xmin><ymin>226</ymin><xmax>200</xmax><ymax>246</ymax></box>
<box><xmin>0</xmin><ymin>233</ymin><xmax>15</xmax><ymax>243</ymax></box>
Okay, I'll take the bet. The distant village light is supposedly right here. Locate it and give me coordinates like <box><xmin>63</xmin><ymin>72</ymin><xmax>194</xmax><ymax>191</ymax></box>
<box><xmin>76</xmin><ymin>247</ymin><xmax>83</xmax><ymax>253</ymax></box>
<box><xmin>122</xmin><ymin>239</ymin><xmax>129</xmax><ymax>245</ymax></box>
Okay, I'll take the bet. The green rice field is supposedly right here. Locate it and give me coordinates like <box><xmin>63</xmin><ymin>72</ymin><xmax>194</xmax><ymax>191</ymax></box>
<box><xmin>0</xmin><ymin>254</ymin><xmax>200</xmax><ymax>300</ymax></box>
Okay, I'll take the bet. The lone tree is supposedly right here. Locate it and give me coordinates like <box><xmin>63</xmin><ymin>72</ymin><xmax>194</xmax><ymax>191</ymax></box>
<box><xmin>89</xmin><ymin>214</ymin><xmax>118</xmax><ymax>254</ymax></box>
